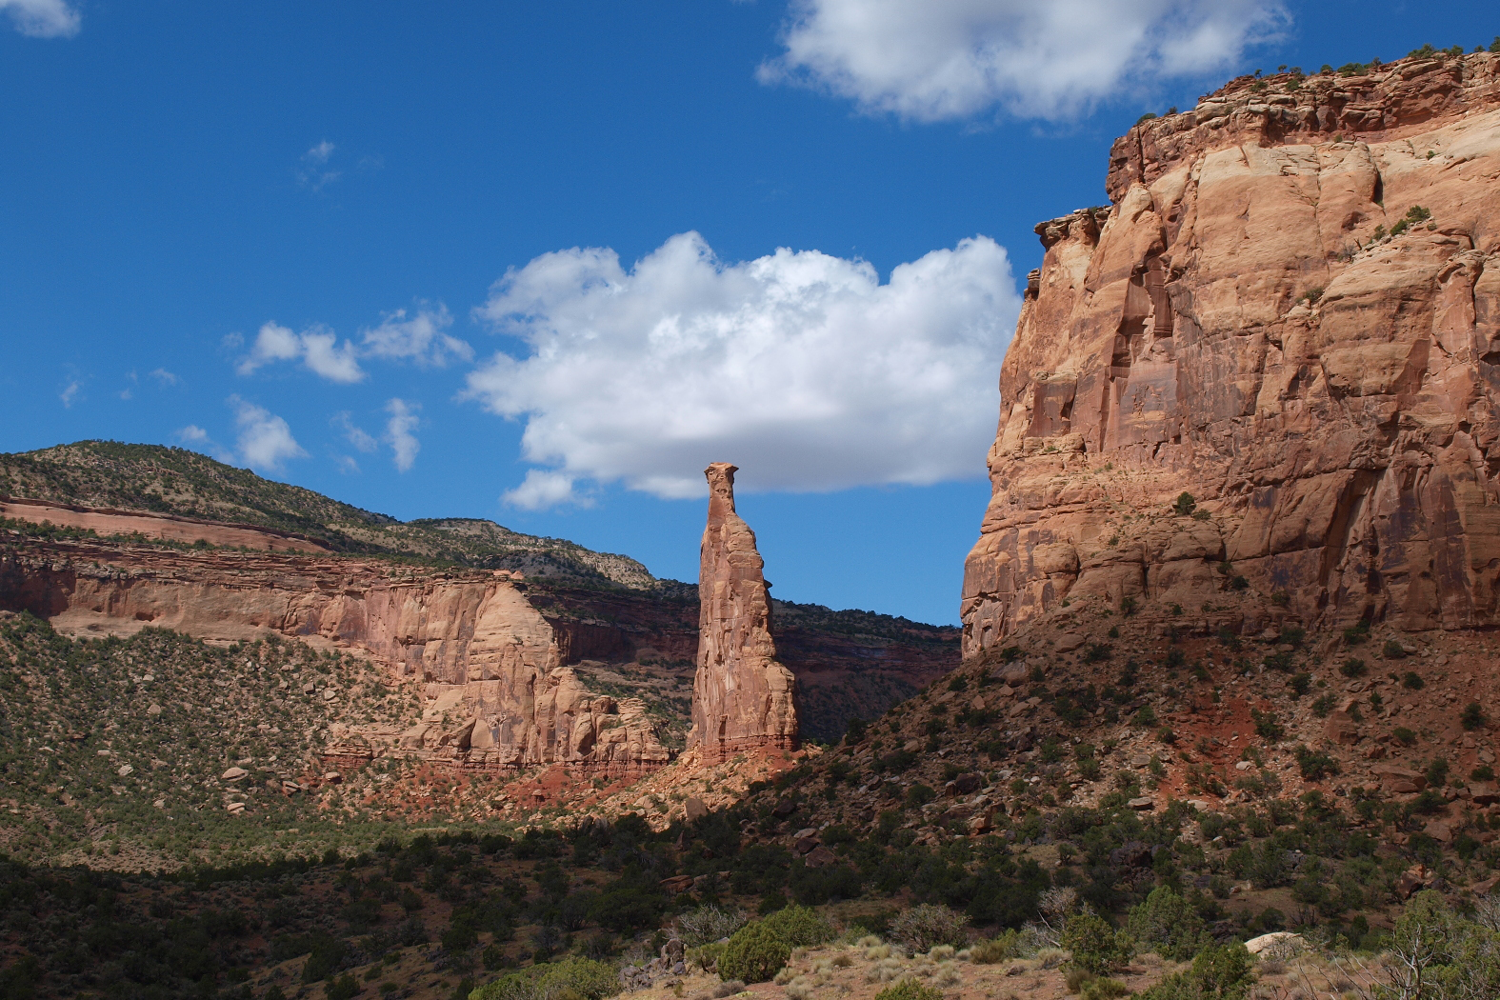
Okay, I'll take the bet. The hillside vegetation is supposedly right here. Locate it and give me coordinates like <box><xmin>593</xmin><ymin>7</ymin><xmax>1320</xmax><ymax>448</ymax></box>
<box><xmin>0</xmin><ymin>442</ymin><xmax>657</xmax><ymax>590</ymax></box>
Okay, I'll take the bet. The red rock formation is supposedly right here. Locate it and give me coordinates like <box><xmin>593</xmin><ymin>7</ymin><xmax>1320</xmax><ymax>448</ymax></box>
<box><xmin>0</xmin><ymin>536</ymin><xmax>668</xmax><ymax>776</ymax></box>
<box><xmin>690</xmin><ymin>463</ymin><xmax>798</xmax><ymax>763</ymax></box>
<box><xmin>963</xmin><ymin>52</ymin><xmax>1500</xmax><ymax>655</ymax></box>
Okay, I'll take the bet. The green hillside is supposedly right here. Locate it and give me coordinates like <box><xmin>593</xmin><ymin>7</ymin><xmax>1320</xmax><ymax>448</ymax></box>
<box><xmin>0</xmin><ymin>442</ymin><xmax>658</xmax><ymax>590</ymax></box>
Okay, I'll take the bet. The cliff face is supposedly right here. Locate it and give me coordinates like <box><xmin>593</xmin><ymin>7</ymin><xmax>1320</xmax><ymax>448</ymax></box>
<box><xmin>690</xmin><ymin>463</ymin><xmax>799</xmax><ymax>763</ymax></box>
<box><xmin>963</xmin><ymin>52</ymin><xmax>1500</xmax><ymax>657</ymax></box>
<box><xmin>0</xmin><ymin>538</ymin><xmax>669</xmax><ymax>775</ymax></box>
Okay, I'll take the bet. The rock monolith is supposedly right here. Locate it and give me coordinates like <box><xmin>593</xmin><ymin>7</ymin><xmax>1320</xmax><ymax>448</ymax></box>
<box><xmin>690</xmin><ymin>463</ymin><xmax>798</xmax><ymax>763</ymax></box>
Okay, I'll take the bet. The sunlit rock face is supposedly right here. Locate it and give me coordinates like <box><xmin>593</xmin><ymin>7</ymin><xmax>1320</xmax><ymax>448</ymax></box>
<box><xmin>963</xmin><ymin>52</ymin><xmax>1500</xmax><ymax>657</ymax></box>
<box><xmin>690</xmin><ymin>463</ymin><xmax>798</xmax><ymax>763</ymax></box>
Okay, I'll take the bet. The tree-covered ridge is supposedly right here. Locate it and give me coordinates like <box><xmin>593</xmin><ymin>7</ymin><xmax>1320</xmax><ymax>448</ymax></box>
<box><xmin>0</xmin><ymin>442</ymin><xmax>658</xmax><ymax>590</ymax></box>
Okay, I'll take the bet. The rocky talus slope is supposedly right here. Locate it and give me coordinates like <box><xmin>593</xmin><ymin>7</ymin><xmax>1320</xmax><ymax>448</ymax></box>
<box><xmin>963</xmin><ymin>50</ymin><xmax>1500</xmax><ymax>656</ymax></box>
<box><xmin>690</xmin><ymin>463</ymin><xmax>799</xmax><ymax>763</ymax></box>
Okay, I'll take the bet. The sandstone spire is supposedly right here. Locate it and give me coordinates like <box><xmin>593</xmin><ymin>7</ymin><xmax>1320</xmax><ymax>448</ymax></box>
<box><xmin>690</xmin><ymin>463</ymin><xmax>798</xmax><ymax>763</ymax></box>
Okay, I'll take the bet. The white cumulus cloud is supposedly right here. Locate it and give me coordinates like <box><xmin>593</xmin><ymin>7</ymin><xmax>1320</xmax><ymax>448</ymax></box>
<box><xmin>384</xmin><ymin>399</ymin><xmax>421</xmax><ymax>472</ymax></box>
<box><xmin>1</xmin><ymin>0</ymin><xmax>80</xmax><ymax>38</ymax></box>
<box><xmin>238</xmin><ymin>321</ymin><xmax>365</xmax><ymax>383</ymax></box>
<box><xmin>230</xmin><ymin>397</ymin><xmax>307</xmax><ymax>473</ymax></box>
<box><xmin>759</xmin><ymin>0</ymin><xmax>1288</xmax><ymax>121</ymax></box>
<box><xmin>361</xmin><ymin>306</ymin><xmax>473</xmax><ymax>367</ymax></box>
<box><xmin>467</xmin><ymin>231</ymin><xmax>1018</xmax><ymax>505</ymax></box>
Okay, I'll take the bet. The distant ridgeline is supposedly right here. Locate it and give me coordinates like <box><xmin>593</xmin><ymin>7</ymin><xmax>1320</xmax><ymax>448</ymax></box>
<box><xmin>0</xmin><ymin>441</ymin><xmax>662</xmax><ymax>590</ymax></box>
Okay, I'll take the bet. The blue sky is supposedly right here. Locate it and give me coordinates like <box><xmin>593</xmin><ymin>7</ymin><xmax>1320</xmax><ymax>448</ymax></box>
<box><xmin>1</xmin><ymin>1</ymin><xmax>1492</xmax><ymax>624</ymax></box>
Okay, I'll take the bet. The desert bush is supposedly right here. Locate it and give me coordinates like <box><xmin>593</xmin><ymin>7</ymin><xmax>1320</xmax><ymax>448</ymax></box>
<box><xmin>1061</xmin><ymin>914</ymin><xmax>1132</xmax><ymax>975</ymax></box>
<box><xmin>1081</xmin><ymin>978</ymin><xmax>1130</xmax><ymax>1000</ymax></box>
<box><xmin>969</xmin><ymin>929</ymin><xmax>1024</xmax><ymax>964</ymax></box>
<box><xmin>1132</xmin><ymin>943</ymin><xmax>1253</xmax><ymax>1000</ymax></box>
<box><xmin>469</xmin><ymin>957</ymin><xmax>619</xmax><ymax>1000</ymax></box>
<box><xmin>688</xmin><ymin>942</ymin><xmax>726</xmax><ymax>973</ymax></box>
<box><xmin>873</xmin><ymin>979</ymin><xmax>942</xmax><ymax>1000</ymax></box>
<box><xmin>889</xmin><ymin>904</ymin><xmax>970</xmax><ymax>952</ymax></box>
<box><xmin>760</xmin><ymin>905</ymin><xmax>834</xmax><ymax>948</ymax></box>
<box><xmin>677</xmin><ymin>905</ymin><xmax>747</xmax><ymax>947</ymax></box>
<box><xmin>719</xmin><ymin>920</ymin><xmax>792</xmax><ymax>984</ymax></box>
<box><xmin>1127</xmin><ymin>887</ymin><xmax>1209</xmax><ymax>961</ymax></box>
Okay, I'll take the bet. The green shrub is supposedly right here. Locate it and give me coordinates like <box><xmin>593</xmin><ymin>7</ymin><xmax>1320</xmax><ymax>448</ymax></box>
<box><xmin>759</xmin><ymin>905</ymin><xmax>833</xmax><ymax>948</ymax></box>
<box><xmin>326</xmin><ymin>975</ymin><xmax>360</xmax><ymax>1000</ymax></box>
<box><xmin>874</xmin><ymin>979</ymin><xmax>943</xmax><ymax>1000</ymax></box>
<box><xmin>1081</xmin><ymin>979</ymin><xmax>1131</xmax><ymax>1000</ymax></box>
<box><xmin>889</xmin><ymin>904</ymin><xmax>970</xmax><ymax>952</ymax></box>
<box><xmin>1127</xmin><ymin>887</ymin><xmax>1209</xmax><ymax>961</ymax></box>
<box><xmin>1340</xmin><ymin>657</ymin><xmax>1366</xmax><ymax>677</ymax></box>
<box><xmin>970</xmin><ymin>929</ymin><xmax>1023</xmax><ymax>964</ymax></box>
<box><xmin>1062</xmin><ymin>914</ymin><xmax>1132</xmax><ymax>975</ymax></box>
<box><xmin>1462</xmin><ymin>703</ymin><xmax>1487</xmax><ymax>731</ymax></box>
<box><xmin>1295</xmin><ymin>746</ymin><xmax>1340</xmax><ymax>781</ymax></box>
<box><xmin>1403</xmin><ymin>671</ymin><xmax>1425</xmax><ymax>690</ymax></box>
<box><xmin>1384</xmin><ymin>640</ymin><xmax>1409</xmax><ymax>660</ymax></box>
<box><xmin>1133</xmin><ymin>943</ymin><xmax>1254</xmax><ymax>1000</ymax></box>
<box><xmin>1394</xmin><ymin>726</ymin><xmax>1418</xmax><ymax>746</ymax></box>
<box><xmin>719</xmin><ymin>921</ymin><xmax>792</xmax><ymax>984</ymax></box>
<box><xmin>1174</xmin><ymin>493</ymin><xmax>1197</xmax><ymax>516</ymax></box>
<box><xmin>688</xmin><ymin>942</ymin><xmax>726</xmax><ymax>973</ymax></box>
<box><xmin>1250</xmin><ymin>709</ymin><xmax>1284</xmax><ymax>742</ymax></box>
<box><xmin>469</xmin><ymin>957</ymin><xmax>620</xmax><ymax>1000</ymax></box>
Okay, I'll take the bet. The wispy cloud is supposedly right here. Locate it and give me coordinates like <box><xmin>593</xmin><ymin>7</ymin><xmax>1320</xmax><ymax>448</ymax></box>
<box><xmin>59</xmin><ymin>378</ymin><xmax>81</xmax><ymax>408</ymax></box>
<box><xmin>150</xmin><ymin>368</ymin><xmax>179</xmax><ymax>386</ymax></box>
<box><xmin>361</xmin><ymin>306</ymin><xmax>472</xmax><ymax>367</ymax></box>
<box><xmin>1</xmin><ymin>0</ymin><xmax>80</xmax><ymax>38</ymax></box>
<box><xmin>503</xmin><ymin>470</ymin><xmax>591</xmax><ymax>510</ymax></box>
<box><xmin>229</xmin><ymin>396</ymin><xmax>307</xmax><ymax>473</ymax></box>
<box><xmin>332</xmin><ymin>411</ymin><xmax>378</xmax><ymax>453</ymax></box>
<box><xmin>384</xmin><ymin>399</ymin><xmax>421</xmax><ymax>473</ymax></box>
<box><xmin>238</xmin><ymin>321</ymin><xmax>365</xmax><ymax>383</ymax></box>
<box><xmin>297</xmin><ymin>140</ymin><xmax>342</xmax><ymax>191</ymax></box>
<box><xmin>236</xmin><ymin>306</ymin><xmax>468</xmax><ymax>383</ymax></box>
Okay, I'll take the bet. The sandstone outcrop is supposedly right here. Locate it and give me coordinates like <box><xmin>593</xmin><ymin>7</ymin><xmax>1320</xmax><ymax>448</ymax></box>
<box><xmin>690</xmin><ymin>463</ymin><xmax>798</xmax><ymax>763</ymax></box>
<box><xmin>0</xmin><ymin>536</ymin><xmax>669</xmax><ymax>776</ymax></box>
<box><xmin>963</xmin><ymin>51</ymin><xmax>1500</xmax><ymax>655</ymax></box>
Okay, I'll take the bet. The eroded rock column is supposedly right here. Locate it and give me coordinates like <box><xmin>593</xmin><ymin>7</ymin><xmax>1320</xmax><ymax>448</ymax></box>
<box><xmin>690</xmin><ymin>463</ymin><xmax>798</xmax><ymax>763</ymax></box>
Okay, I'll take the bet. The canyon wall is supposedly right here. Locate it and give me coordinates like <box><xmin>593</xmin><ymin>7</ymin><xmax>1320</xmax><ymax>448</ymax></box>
<box><xmin>963</xmin><ymin>51</ymin><xmax>1500</xmax><ymax>657</ymax></box>
<box><xmin>690</xmin><ymin>463</ymin><xmax>799</xmax><ymax>763</ymax></box>
<box><xmin>0</xmin><ymin>538</ymin><xmax>669</xmax><ymax>775</ymax></box>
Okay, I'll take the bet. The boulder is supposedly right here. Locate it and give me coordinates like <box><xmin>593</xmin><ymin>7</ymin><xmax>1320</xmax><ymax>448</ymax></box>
<box><xmin>221</xmin><ymin>766</ymin><xmax>248</xmax><ymax>781</ymax></box>
<box><xmin>1245</xmin><ymin>932</ymin><xmax>1305</xmax><ymax>958</ymax></box>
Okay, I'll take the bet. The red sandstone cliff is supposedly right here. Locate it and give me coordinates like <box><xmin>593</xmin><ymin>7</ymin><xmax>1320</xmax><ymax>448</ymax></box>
<box><xmin>690</xmin><ymin>463</ymin><xmax>798</xmax><ymax>762</ymax></box>
<box><xmin>963</xmin><ymin>51</ymin><xmax>1500</xmax><ymax>656</ymax></box>
<box><xmin>0</xmin><ymin>536</ymin><xmax>669</xmax><ymax>775</ymax></box>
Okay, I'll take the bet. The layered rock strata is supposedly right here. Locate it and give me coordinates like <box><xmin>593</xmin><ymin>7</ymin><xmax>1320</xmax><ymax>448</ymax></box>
<box><xmin>0</xmin><ymin>537</ymin><xmax>669</xmax><ymax>776</ymax></box>
<box><xmin>963</xmin><ymin>51</ymin><xmax>1500</xmax><ymax>655</ymax></box>
<box><xmin>690</xmin><ymin>463</ymin><xmax>798</xmax><ymax>763</ymax></box>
